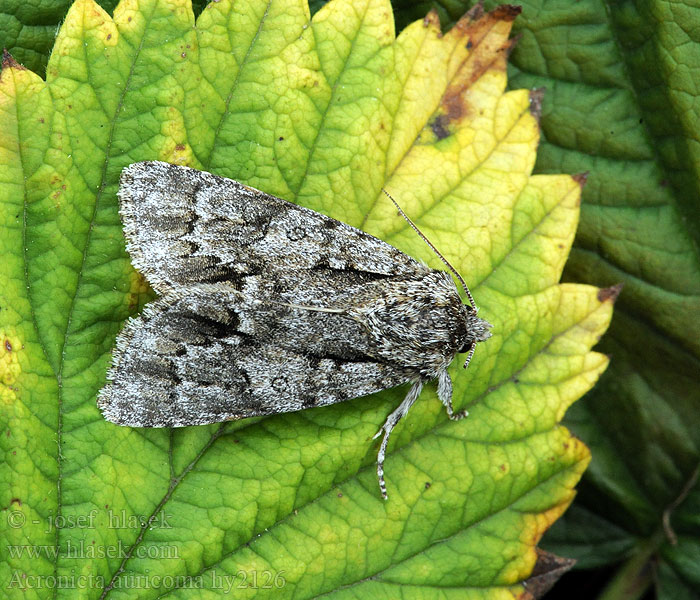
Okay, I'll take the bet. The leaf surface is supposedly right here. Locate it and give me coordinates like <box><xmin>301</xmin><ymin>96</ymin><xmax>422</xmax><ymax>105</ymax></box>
<box><xmin>487</xmin><ymin>2</ymin><xmax>700</xmax><ymax>598</ymax></box>
<box><xmin>0</xmin><ymin>1</ymin><xmax>612</xmax><ymax>597</ymax></box>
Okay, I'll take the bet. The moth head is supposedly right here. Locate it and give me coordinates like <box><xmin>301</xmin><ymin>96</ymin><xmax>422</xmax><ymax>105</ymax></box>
<box><xmin>458</xmin><ymin>305</ymin><xmax>492</xmax><ymax>367</ymax></box>
<box><xmin>380</xmin><ymin>188</ymin><xmax>492</xmax><ymax>367</ymax></box>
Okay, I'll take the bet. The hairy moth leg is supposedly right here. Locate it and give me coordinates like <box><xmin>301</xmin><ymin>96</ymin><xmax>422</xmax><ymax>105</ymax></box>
<box><xmin>372</xmin><ymin>380</ymin><xmax>423</xmax><ymax>499</ymax></box>
<box><xmin>437</xmin><ymin>369</ymin><xmax>469</xmax><ymax>421</ymax></box>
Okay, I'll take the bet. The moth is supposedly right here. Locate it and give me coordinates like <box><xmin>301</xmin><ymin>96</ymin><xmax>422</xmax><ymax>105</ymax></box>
<box><xmin>99</xmin><ymin>161</ymin><xmax>492</xmax><ymax>499</ymax></box>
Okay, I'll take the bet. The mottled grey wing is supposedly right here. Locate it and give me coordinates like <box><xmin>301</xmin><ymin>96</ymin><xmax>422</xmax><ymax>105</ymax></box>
<box><xmin>118</xmin><ymin>161</ymin><xmax>424</xmax><ymax>294</ymax></box>
<box><xmin>98</xmin><ymin>288</ymin><xmax>411</xmax><ymax>427</ymax></box>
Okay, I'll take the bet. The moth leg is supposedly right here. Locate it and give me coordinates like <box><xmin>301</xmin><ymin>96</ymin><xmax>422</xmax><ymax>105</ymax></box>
<box><xmin>437</xmin><ymin>369</ymin><xmax>469</xmax><ymax>420</ymax></box>
<box><xmin>372</xmin><ymin>380</ymin><xmax>423</xmax><ymax>500</ymax></box>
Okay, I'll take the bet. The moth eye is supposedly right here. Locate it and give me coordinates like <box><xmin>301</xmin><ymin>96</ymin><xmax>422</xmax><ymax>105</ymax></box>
<box><xmin>458</xmin><ymin>341</ymin><xmax>474</xmax><ymax>354</ymax></box>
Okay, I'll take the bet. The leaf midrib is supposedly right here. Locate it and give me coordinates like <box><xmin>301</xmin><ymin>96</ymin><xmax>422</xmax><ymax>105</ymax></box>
<box><xmin>100</xmin><ymin>426</ymin><xmax>227</xmax><ymax>599</ymax></box>
<box><xmin>200</xmin><ymin>0</ymin><xmax>273</xmax><ymax>171</ymax></box>
<box><xmin>291</xmin><ymin>0</ymin><xmax>372</xmax><ymax>201</ymax></box>
<box><xmin>50</xmin><ymin>5</ymin><xmax>152</xmax><ymax>594</ymax></box>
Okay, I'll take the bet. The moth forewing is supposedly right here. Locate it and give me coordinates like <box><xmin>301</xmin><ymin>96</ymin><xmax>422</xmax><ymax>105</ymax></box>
<box><xmin>100</xmin><ymin>161</ymin><xmax>492</xmax><ymax>499</ymax></box>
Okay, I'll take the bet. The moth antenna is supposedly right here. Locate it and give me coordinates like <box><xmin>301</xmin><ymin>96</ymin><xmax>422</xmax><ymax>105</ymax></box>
<box><xmin>381</xmin><ymin>189</ymin><xmax>477</xmax><ymax>309</ymax></box>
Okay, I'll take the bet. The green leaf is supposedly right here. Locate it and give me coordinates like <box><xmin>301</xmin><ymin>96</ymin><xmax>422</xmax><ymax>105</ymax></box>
<box><xmin>0</xmin><ymin>0</ymin><xmax>210</xmax><ymax>77</ymax></box>
<box><xmin>0</xmin><ymin>0</ymin><xmax>76</xmax><ymax>77</ymax></box>
<box><xmin>5</xmin><ymin>1</ymin><xmax>699</xmax><ymax>598</ymax></box>
<box><xmin>0</xmin><ymin>1</ymin><xmax>612</xmax><ymax>597</ymax></box>
<box><xmin>483</xmin><ymin>1</ymin><xmax>700</xmax><ymax>599</ymax></box>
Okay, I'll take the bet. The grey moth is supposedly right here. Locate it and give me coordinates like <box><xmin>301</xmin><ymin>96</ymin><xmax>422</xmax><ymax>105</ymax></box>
<box><xmin>99</xmin><ymin>161</ymin><xmax>492</xmax><ymax>499</ymax></box>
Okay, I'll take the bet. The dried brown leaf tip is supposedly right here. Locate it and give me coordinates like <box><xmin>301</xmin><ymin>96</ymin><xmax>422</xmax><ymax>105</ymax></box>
<box><xmin>598</xmin><ymin>284</ymin><xmax>623</xmax><ymax>303</ymax></box>
<box><xmin>429</xmin><ymin>5</ymin><xmax>522</xmax><ymax>141</ymax></box>
<box><xmin>2</xmin><ymin>49</ymin><xmax>24</xmax><ymax>71</ymax></box>
<box><xmin>572</xmin><ymin>172</ymin><xmax>589</xmax><ymax>187</ymax></box>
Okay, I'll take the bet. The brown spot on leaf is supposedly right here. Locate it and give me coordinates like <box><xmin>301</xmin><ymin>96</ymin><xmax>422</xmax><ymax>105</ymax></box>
<box><xmin>175</xmin><ymin>143</ymin><xmax>186</xmax><ymax>151</ymax></box>
<box><xmin>5</xmin><ymin>339</ymin><xmax>12</xmax><ymax>352</ymax></box>
<box><xmin>458</xmin><ymin>5</ymin><xmax>521</xmax><ymax>56</ymax></box>
<box><xmin>431</xmin><ymin>115</ymin><xmax>450</xmax><ymax>140</ymax></box>
<box><xmin>432</xmin><ymin>82</ymin><xmax>470</xmax><ymax>139</ymax></box>
<box><xmin>444</xmin><ymin>88</ymin><xmax>467</xmax><ymax>122</ymax></box>
<box><xmin>431</xmin><ymin>5</ymin><xmax>523</xmax><ymax>139</ymax></box>
<box><xmin>10</xmin><ymin>498</ymin><xmax>21</xmax><ymax>506</ymax></box>
<box><xmin>598</xmin><ymin>284</ymin><xmax>623</xmax><ymax>303</ymax></box>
